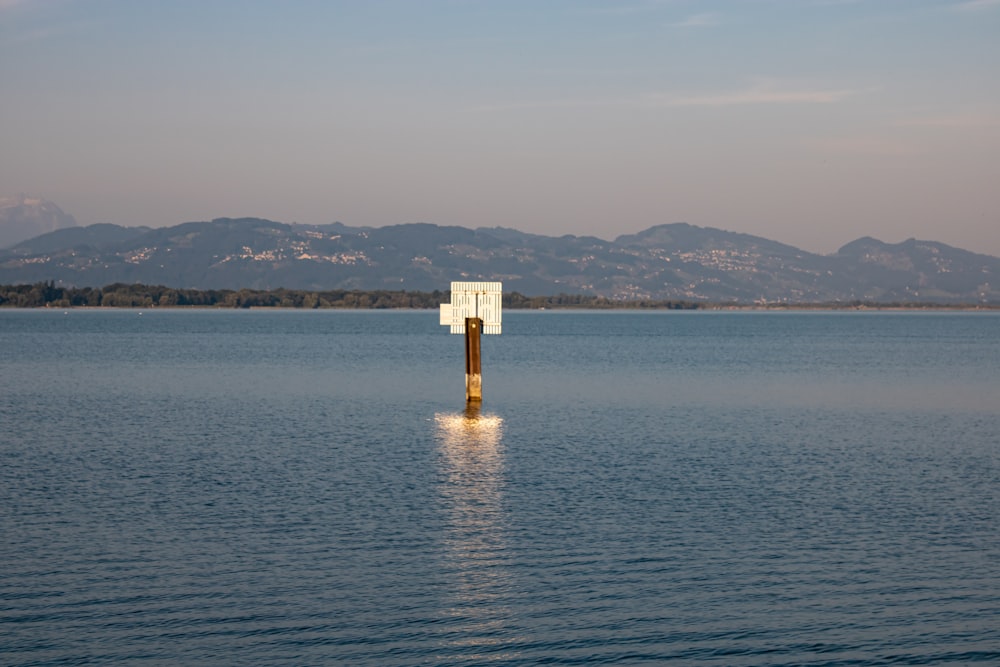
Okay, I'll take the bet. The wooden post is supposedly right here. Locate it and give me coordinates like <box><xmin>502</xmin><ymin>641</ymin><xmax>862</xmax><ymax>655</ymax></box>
<box><xmin>465</xmin><ymin>317</ymin><xmax>483</xmax><ymax>402</ymax></box>
<box><xmin>442</xmin><ymin>283</ymin><xmax>500</xmax><ymax>403</ymax></box>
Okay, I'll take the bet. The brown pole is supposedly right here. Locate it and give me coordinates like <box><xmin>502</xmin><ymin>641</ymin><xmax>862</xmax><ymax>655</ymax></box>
<box><xmin>465</xmin><ymin>317</ymin><xmax>483</xmax><ymax>402</ymax></box>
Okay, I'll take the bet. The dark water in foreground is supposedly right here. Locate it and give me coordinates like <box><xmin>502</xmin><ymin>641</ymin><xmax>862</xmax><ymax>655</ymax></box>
<box><xmin>1</xmin><ymin>310</ymin><xmax>998</xmax><ymax>665</ymax></box>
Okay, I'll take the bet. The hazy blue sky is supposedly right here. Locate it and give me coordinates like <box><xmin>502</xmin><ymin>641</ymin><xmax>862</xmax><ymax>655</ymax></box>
<box><xmin>2</xmin><ymin>0</ymin><xmax>998</xmax><ymax>254</ymax></box>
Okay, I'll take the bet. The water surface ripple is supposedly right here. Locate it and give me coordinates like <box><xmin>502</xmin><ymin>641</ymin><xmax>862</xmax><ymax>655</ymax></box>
<box><xmin>1</xmin><ymin>310</ymin><xmax>997</xmax><ymax>665</ymax></box>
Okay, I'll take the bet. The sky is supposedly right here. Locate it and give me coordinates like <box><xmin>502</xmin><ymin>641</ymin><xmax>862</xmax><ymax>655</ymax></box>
<box><xmin>2</xmin><ymin>0</ymin><xmax>998</xmax><ymax>255</ymax></box>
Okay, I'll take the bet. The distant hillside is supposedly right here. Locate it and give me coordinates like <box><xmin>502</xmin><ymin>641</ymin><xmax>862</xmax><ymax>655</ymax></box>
<box><xmin>0</xmin><ymin>195</ymin><xmax>78</xmax><ymax>248</ymax></box>
<box><xmin>1</xmin><ymin>217</ymin><xmax>997</xmax><ymax>303</ymax></box>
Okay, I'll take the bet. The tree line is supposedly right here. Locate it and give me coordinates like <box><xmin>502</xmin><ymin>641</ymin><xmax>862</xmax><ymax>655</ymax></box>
<box><xmin>0</xmin><ymin>281</ymin><xmax>703</xmax><ymax>310</ymax></box>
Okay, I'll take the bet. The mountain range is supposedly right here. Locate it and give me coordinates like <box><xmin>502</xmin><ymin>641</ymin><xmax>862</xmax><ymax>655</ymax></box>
<box><xmin>1</xmin><ymin>207</ymin><xmax>997</xmax><ymax>303</ymax></box>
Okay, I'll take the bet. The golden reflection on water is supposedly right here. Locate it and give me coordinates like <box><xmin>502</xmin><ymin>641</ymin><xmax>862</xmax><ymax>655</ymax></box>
<box><xmin>434</xmin><ymin>405</ymin><xmax>518</xmax><ymax>660</ymax></box>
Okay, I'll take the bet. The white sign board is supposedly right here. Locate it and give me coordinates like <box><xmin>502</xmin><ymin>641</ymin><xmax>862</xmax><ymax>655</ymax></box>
<box><xmin>439</xmin><ymin>281</ymin><xmax>502</xmax><ymax>334</ymax></box>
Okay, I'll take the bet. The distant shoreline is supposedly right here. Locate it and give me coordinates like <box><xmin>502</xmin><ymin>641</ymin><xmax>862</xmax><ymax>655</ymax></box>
<box><xmin>5</xmin><ymin>304</ymin><xmax>999</xmax><ymax>312</ymax></box>
<box><xmin>1</xmin><ymin>282</ymin><xmax>996</xmax><ymax>312</ymax></box>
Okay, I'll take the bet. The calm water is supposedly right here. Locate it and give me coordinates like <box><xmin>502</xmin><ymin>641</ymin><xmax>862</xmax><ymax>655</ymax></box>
<box><xmin>1</xmin><ymin>309</ymin><xmax>998</xmax><ymax>665</ymax></box>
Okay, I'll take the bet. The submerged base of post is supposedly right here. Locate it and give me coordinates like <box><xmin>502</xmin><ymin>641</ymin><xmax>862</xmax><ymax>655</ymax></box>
<box><xmin>465</xmin><ymin>317</ymin><xmax>483</xmax><ymax>402</ymax></box>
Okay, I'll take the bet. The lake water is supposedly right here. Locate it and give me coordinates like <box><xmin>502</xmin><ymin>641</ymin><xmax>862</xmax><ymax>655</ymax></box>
<box><xmin>1</xmin><ymin>309</ymin><xmax>998</xmax><ymax>665</ymax></box>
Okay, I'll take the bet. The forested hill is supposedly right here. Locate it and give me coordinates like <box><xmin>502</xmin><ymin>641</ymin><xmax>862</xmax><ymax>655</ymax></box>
<box><xmin>1</xmin><ymin>218</ymin><xmax>997</xmax><ymax>304</ymax></box>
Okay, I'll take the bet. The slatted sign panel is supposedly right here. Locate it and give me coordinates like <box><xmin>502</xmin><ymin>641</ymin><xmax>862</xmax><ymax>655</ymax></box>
<box><xmin>440</xmin><ymin>281</ymin><xmax>502</xmax><ymax>334</ymax></box>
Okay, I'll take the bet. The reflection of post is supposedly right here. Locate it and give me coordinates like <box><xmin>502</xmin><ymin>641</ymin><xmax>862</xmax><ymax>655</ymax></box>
<box><xmin>465</xmin><ymin>317</ymin><xmax>483</xmax><ymax>402</ymax></box>
<box><xmin>434</xmin><ymin>409</ymin><xmax>512</xmax><ymax>658</ymax></box>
